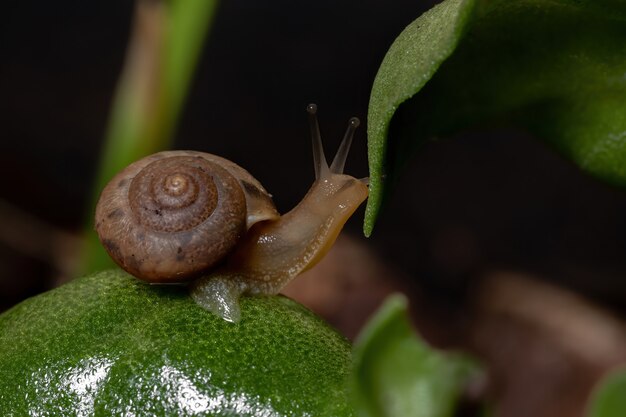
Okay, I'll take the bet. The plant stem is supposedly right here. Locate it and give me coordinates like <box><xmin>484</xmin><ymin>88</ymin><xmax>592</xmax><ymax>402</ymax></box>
<box><xmin>79</xmin><ymin>0</ymin><xmax>219</xmax><ymax>274</ymax></box>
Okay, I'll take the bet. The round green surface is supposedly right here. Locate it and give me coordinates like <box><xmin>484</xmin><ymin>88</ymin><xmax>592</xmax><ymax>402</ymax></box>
<box><xmin>0</xmin><ymin>270</ymin><xmax>353</xmax><ymax>416</ymax></box>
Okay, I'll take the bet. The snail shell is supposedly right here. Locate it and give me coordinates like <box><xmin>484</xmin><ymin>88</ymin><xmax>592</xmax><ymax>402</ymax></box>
<box><xmin>95</xmin><ymin>150</ymin><xmax>279</xmax><ymax>283</ymax></box>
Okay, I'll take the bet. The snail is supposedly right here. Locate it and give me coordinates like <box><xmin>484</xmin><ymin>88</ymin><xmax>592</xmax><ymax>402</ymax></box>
<box><xmin>95</xmin><ymin>104</ymin><xmax>368</xmax><ymax>322</ymax></box>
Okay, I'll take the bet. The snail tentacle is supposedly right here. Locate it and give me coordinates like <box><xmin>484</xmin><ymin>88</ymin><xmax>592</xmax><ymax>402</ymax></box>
<box><xmin>307</xmin><ymin>103</ymin><xmax>330</xmax><ymax>180</ymax></box>
<box><xmin>330</xmin><ymin>117</ymin><xmax>360</xmax><ymax>175</ymax></box>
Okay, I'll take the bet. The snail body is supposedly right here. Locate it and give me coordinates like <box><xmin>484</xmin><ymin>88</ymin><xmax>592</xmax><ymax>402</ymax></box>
<box><xmin>95</xmin><ymin>104</ymin><xmax>368</xmax><ymax>322</ymax></box>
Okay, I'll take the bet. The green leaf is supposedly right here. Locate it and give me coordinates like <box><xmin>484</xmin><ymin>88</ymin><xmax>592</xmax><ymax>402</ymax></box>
<box><xmin>365</xmin><ymin>0</ymin><xmax>477</xmax><ymax>235</ymax></box>
<box><xmin>365</xmin><ymin>0</ymin><xmax>626</xmax><ymax>235</ymax></box>
<box><xmin>351</xmin><ymin>294</ymin><xmax>478</xmax><ymax>417</ymax></box>
<box><xmin>587</xmin><ymin>369</ymin><xmax>626</xmax><ymax>417</ymax></box>
<box><xmin>0</xmin><ymin>270</ymin><xmax>354</xmax><ymax>416</ymax></box>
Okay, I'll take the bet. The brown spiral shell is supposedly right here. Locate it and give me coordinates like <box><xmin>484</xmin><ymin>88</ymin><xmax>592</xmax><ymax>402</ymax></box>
<box><xmin>95</xmin><ymin>150</ymin><xmax>279</xmax><ymax>283</ymax></box>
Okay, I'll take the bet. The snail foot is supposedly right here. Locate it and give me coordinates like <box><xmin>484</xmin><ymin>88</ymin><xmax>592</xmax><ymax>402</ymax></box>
<box><xmin>190</xmin><ymin>275</ymin><xmax>246</xmax><ymax>323</ymax></box>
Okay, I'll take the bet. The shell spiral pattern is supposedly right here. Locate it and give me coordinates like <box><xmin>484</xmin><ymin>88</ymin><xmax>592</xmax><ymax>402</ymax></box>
<box><xmin>95</xmin><ymin>151</ymin><xmax>248</xmax><ymax>283</ymax></box>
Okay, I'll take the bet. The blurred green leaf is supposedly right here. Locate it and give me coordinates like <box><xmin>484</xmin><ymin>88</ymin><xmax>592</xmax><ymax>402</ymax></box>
<box><xmin>365</xmin><ymin>0</ymin><xmax>626</xmax><ymax>235</ymax></box>
<box><xmin>81</xmin><ymin>0</ymin><xmax>219</xmax><ymax>273</ymax></box>
<box><xmin>351</xmin><ymin>294</ymin><xmax>478</xmax><ymax>417</ymax></box>
<box><xmin>587</xmin><ymin>369</ymin><xmax>626</xmax><ymax>417</ymax></box>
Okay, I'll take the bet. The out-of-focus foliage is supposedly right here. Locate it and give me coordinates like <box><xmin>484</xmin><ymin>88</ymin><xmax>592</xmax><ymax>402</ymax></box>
<box><xmin>587</xmin><ymin>369</ymin><xmax>626</xmax><ymax>417</ymax></box>
<box><xmin>351</xmin><ymin>294</ymin><xmax>478</xmax><ymax>417</ymax></box>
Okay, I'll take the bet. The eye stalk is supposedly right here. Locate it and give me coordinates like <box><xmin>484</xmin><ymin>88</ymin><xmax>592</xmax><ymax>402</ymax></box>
<box><xmin>331</xmin><ymin>116</ymin><xmax>360</xmax><ymax>175</ymax></box>
<box><xmin>307</xmin><ymin>103</ymin><xmax>360</xmax><ymax>179</ymax></box>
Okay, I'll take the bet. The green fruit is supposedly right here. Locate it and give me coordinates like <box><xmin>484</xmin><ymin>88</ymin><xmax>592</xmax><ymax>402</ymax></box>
<box><xmin>0</xmin><ymin>270</ymin><xmax>353</xmax><ymax>416</ymax></box>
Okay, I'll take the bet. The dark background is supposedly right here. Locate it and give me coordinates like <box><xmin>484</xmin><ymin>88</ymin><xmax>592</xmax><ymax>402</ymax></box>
<box><xmin>1</xmin><ymin>0</ymin><xmax>625</xmax><ymax>320</ymax></box>
<box><xmin>2</xmin><ymin>2</ymin><xmax>626</xmax><ymax>416</ymax></box>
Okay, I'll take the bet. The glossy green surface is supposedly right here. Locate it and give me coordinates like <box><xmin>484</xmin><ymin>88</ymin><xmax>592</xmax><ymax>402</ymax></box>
<box><xmin>0</xmin><ymin>270</ymin><xmax>353</xmax><ymax>416</ymax></box>
<box><xmin>352</xmin><ymin>295</ymin><xmax>477</xmax><ymax>417</ymax></box>
<box><xmin>365</xmin><ymin>0</ymin><xmax>626</xmax><ymax>235</ymax></box>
